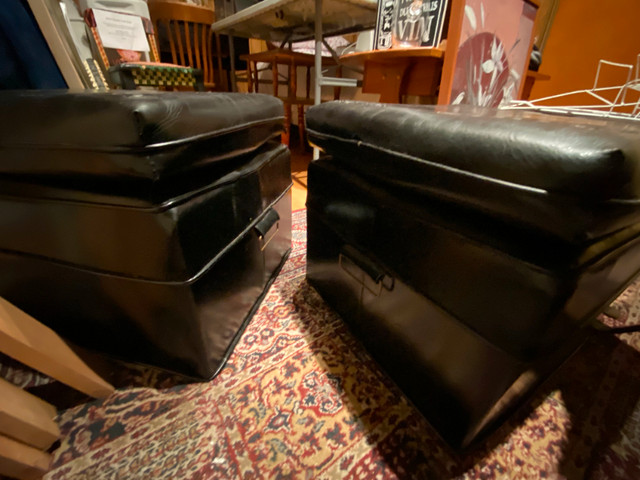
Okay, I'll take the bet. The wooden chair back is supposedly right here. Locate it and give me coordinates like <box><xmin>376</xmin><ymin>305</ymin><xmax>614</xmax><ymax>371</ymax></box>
<box><xmin>147</xmin><ymin>0</ymin><xmax>219</xmax><ymax>88</ymax></box>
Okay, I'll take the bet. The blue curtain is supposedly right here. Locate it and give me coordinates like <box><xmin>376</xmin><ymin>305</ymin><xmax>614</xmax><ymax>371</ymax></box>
<box><xmin>0</xmin><ymin>0</ymin><xmax>67</xmax><ymax>89</ymax></box>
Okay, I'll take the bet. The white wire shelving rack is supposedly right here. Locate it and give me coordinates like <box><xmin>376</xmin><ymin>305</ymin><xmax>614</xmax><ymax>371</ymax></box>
<box><xmin>504</xmin><ymin>55</ymin><xmax>640</xmax><ymax>121</ymax></box>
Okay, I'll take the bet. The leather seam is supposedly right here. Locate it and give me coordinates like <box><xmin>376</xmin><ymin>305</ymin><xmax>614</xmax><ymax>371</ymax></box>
<box><xmin>308</xmin><ymin>128</ymin><xmax>548</xmax><ymax>195</ymax></box>
<box><xmin>2</xmin><ymin>116</ymin><xmax>286</xmax><ymax>152</ymax></box>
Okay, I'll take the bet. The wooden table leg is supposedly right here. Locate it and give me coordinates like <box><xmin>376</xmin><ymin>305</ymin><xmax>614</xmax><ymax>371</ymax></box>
<box><xmin>246</xmin><ymin>59</ymin><xmax>253</xmax><ymax>92</ymax></box>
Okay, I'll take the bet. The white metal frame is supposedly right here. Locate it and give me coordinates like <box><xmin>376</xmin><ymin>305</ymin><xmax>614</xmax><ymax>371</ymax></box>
<box><xmin>505</xmin><ymin>55</ymin><xmax>640</xmax><ymax>121</ymax></box>
<box><xmin>212</xmin><ymin>0</ymin><xmax>377</xmax><ymax>157</ymax></box>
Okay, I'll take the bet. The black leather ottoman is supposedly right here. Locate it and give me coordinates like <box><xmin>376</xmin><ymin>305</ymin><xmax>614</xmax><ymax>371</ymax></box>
<box><xmin>305</xmin><ymin>101</ymin><xmax>640</xmax><ymax>448</ymax></box>
<box><xmin>0</xmin><ymin>90</ymin><xmax>291</xmax><ymax>380</ymax></box>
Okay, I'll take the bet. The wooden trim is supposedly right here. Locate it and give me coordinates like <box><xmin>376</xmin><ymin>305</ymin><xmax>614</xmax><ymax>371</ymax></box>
<box><xmin>437</xmin><ymin>0</ymin><xmax>466</xmax><ymax>105</ymax></box>
<box><xmin>148</xmin><ymin>33</ymin><xmax>161</xmax><ymax>62</ymax></box>
<box><xmin>340</xmin><ymin>47</ymin><xmax>445</xmax><ymax>65</ymax></box>
<box><xmin>185</xmin><ymin>22</ymin><xmax>194</xmax><ymax>66</ymax></box>
<box><xmin>167</xmin><ymin>18</ymin><xmax>178</xmax><ymax>64</ymax></box>
<box><xmin>0</xmin><ymin>378</ymin><xmax>59</xmax><ymax>450</ymax></box>
<box><xmin>148</xmin><ymin>0</ymin><xmax>214</xmax><ymax>24</ymax></box>
<box><xmin>194</xmin><ymin>23</ymin><xmax>201</xmax><ymax>69</ymax></box>
<box><xmin>0</xmin><ymin>297</ymin><xmax>114</xmax><ymax>399</ymax></box>
<box><xmin>240</xmin><ymin>49</ymin><xmax>337</xmax><ymax>66</ymax></box>
<box><xmin>215</xmin><ymin>33</ymin><xmax>225</xmax><ymax>89</ymax></box>
<box><xmin>533</xmin><ymin>0</ymin><xmax>558</xmax><ymax>52</ymax></box>
<box><xmin>272</xmin><ymin>59</ymin><xmax>279</xmax><ymax>96</ymax></box>
<box><xmin>175</xmin><ymin>19</ymin><xmax>186</xmax><ymax>65</ymax></box>
<box><xmin>247</xmin><ymin>59</ymin><xmax>254</xmax><ymax>92</ymax></box>
<box><xmin>516</xmin><ymin>0</ymin><xmax>540</xmax><ymax>101</ymax></box>
<box><xmin>288</xmin><ymin>61</ymin><xmax>296</xmax><ymax>98</ymax></box>
<box><xmin>276</xmin><ymin>96</ymin><xmax>315</xmax><ymax>105</ymax></box>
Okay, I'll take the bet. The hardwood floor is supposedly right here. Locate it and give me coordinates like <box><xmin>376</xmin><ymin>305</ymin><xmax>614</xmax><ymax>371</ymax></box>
<box><xmin>290</xmin><ymin>141</ymin><xmax>312</xmax><ymax>211</ymax></box>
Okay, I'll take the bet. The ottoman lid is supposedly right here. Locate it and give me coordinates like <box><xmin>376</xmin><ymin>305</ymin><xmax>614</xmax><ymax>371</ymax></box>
<box><xmin>0</xmin><ymin>90</ymin><xmax>284</xmax><ymax>206</ymax></box>
<box><xmin>306</xmin><ymin>101</ymin><xmax>640</xmax><ymax>244</ymax></box>
<box><xmin>0</xmin><ymin>90</ymin><xmax>283</xmax><ymax>150</ymax></box>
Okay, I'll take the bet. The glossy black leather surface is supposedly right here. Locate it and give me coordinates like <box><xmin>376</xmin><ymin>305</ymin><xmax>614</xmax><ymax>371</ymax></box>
<box><xmin>0</xmin><ymin>90</ymin><xmax>291</xmax><ymax>378</ymax></box>
<box><xmin>307</xmin><ymin>159</ymin><xmax>640</xmax><ymax>360</ymax></box>
<box><xmin>306</xmin><ymin>101</ymin><xmax>640</xmax><ymax>244</ymax></box>
<box><xmin>0</xmin><ymin>141</ymin><xmax>290</xmax><ymax>281</ymax></box>
<box><xmin>307</xmin><ymin>207</ymin><xmax>528</xmax><ymax>449</ymax></box>
<box><xmin>0</xmin><ymin>192</ymin><xmax>291</xmax><ymax>379</ymax></box>
<box><xmin>305</xmin><ymin>103</ymin><xmax>640</xmax><ymax>447</ymax></box>
<box><xmin>0</xmin><ymin>90</ymin><xmax>284</xmax><ymax>205</ymax></box>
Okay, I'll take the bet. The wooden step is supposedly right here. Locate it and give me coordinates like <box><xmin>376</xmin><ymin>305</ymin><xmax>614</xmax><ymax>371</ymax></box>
<box><xmin>0</xmin><ymin>378</ymin><xmax>59</xmax><ymax>450</ymax></box>
<box><xmin>0</xmin><ymin>434</ymin><xmax>51</xmax><ymax>480</ymax></box>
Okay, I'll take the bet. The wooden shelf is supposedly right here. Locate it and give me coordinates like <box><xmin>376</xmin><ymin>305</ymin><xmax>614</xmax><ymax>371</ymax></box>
<box><xmin>340</xmin><ymin>47</ymin><xmax>445</xmax><ymax>65</ymax></box>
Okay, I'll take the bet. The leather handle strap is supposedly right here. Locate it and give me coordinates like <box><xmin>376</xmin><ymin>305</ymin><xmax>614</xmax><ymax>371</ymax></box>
<box><xmin>254</xmin><ymin>208</ymin><xmax>280</xmax><ymax>251</ymax></box>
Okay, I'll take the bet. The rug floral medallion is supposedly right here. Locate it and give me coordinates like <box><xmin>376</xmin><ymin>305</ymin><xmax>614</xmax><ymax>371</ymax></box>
<box><xmin>46</xmin><ymin>210</ymin><xmax>640</xmax><ymax>479</ymax></box>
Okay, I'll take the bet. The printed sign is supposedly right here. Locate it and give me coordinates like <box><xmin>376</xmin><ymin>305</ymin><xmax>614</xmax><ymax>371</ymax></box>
<box><xmin>375</xmin><ymin>0</ymin><xmax>449</xmax><ymax>50</ymax></box>
<box><xmin>394</xmin><ymin>0</ymin><xmax>449</xmax><ymax>48</ymax></box>
<box><xmin>93</xmin><ymin>8</ymin><xmax>149</xmax><ymax>52</ymax></box>
<box><xmin>374</xmin><ymin>0</ymin><xmax>396</xmax><ymax>50</ymax></box>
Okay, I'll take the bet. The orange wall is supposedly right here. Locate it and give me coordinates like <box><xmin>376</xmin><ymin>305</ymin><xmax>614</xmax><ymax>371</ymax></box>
<box><xmin>530</xmin><ymin>0</ymin><xmax>640</xmax><ymax>101</ymax></box>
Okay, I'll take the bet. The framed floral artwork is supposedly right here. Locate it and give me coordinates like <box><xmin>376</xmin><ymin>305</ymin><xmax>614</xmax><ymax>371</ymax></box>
<box><xmin>438</xmin><ymin>0</ymin><xmax>539</xmax><ymax>106</ymax></box>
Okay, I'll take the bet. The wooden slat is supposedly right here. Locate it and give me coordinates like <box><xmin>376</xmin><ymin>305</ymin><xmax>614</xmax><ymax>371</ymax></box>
<box><xmin>215</xmin><ymin>33</ymin><xmax>225</xmax><ymax>89</ymax></box>
<box><xmin>147</xmin><ymin>1</ymin><xmax>218</xmax><ymax>89</ymax></box>
<box><xmin>0</xmin><ymin>434</ymin><xmax>51</xmax><ymax>480</ymax></box>
<box><xmin>246</xmin><ymin>60</ymin><xmax>254</xmax><ymax>92</ymax></box>
<box><xmin>437</xmin><ymin>0</ymin><xmax>466</xmax><ymax>105</ymax></box>
<box><xmin>193</xmin><ymin>23</ymin><xmax>201</xmax><ymax>69</ymax></box>
<box><xmin>184</xmin><ymin>21</ymin><xmax>193</xmax><ymax>66</ymax></box>
<box><xmin>200</xmin><ymin>24</ymin><xmax>209</xmax><ymax>84</ymax></box>
<box><xmin>166</xmin><ymin>19</ymin><xmax>178</xmax><ymax>64</ymax></box>
<box><xmin>175</xmin><ymin>19</ymin><xmax>186</xmax><ymax>66</ymax></box>
<box><xmin>0</xmin><ymin>297</ymin><xmax>114</xmax><ymax>399</ymax></box>
<box><xmin>288</xmin><ymin>61</ymin><xmax>296</xmax><ymax>98</ymax></box>
<box><xmin>205</xmin><ymin>27</ymin><xmax>213</xmax><ymax>85</ymax></box>
<box><xmin>272</xmin><ymin>59</ymin><xmax>279</xmax><ymax>97</ymax></box>
<box><xmin>0</xmin><ymin>379</ymin><xmax>59</xmax><ymax>450</ymax></box>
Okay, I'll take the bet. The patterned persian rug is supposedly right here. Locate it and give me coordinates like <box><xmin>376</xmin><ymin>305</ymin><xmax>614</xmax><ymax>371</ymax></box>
<box><xmin>45</xmin><ymin>210</ymin><xmax>640</xmax><ymax>479</ymax></box>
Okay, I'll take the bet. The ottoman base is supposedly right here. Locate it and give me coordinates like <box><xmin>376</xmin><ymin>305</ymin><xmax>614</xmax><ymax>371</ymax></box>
<box><xmin>0</xmin><ymin>191</ymin><xmax>291</xmax><ymax>380</ymax></box>
<box><xmin>304</xmin><ymin>101</ymin><xmax>640</xmax><ymax>449</ymax></box>
<box><xmin>307</xmin><ymin>207</ymin><xmax>587</xmax><ymax>448</ymax></box>
<box><xmin>305</xmin><ymin>156</ymin><xmax>640</xmax><ymax>448</ymax></box>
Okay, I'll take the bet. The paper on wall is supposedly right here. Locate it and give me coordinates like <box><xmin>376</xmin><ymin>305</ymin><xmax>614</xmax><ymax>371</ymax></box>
<box><xmin>93</xmin><ymin>8</ymin><xmax>149</xmax><ymax>52</ymax></box>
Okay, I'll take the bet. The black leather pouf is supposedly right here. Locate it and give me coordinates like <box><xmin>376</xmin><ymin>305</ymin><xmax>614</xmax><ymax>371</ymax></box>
<box><xmin>305</xmin><ymin>101</ymin><xmax>640</xmax><ymax>448</ymax></box>
<box><xmin>0</xmin><ymin>90</ymin><xmax>291</xmax><ymax>379</ymax></box>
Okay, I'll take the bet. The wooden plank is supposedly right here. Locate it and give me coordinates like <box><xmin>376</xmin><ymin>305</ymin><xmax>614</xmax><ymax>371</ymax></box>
<box><xmin>0</xmin><ymin>378</ymin><xmax>59</xmax><ymax>450</ymax></box>
<box><xmin>437</xmin><ymin>0</ymin><xmax>466</xmax><ymax>105</ymax></box>
<box><xmin>340</xmin><ymin>47</ymin><xmax>445</xmax><ymax>65</ymax></box>
<box><xmin>0</xmin><ymin>297</ymin><xmax>115</xmax><ymax>399</ymax></box>
<box><xmin>0</xmin><ymin>434</ymin><xmax>51</xmax><ymax>480</ymax></box>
